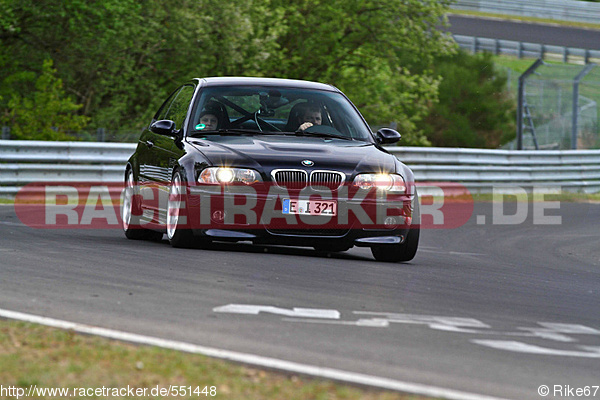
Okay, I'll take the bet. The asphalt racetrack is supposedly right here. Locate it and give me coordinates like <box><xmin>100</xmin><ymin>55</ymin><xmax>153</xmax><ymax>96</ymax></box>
<box><xmin>1</xmin><ymin>201</ymin><xmax>599</xmax><ymax>400</ymax></box>
<box><xmin>446</xmin><ymin>15</ymin><xmax>600</xmax><ymax>50</ymax></box>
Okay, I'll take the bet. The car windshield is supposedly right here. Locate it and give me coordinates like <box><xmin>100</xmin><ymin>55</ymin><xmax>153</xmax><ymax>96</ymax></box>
<box><xmin>188</xmin><ymin>86</ymin><xmax>373</xmax><ymax>141</ymax></box>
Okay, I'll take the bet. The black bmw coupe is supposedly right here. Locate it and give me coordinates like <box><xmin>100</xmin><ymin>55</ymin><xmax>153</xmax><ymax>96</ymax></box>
<box><xmin>123</xmin><ymin>77</ymin><xmax>419</xmax><ymax>262</ymax></box>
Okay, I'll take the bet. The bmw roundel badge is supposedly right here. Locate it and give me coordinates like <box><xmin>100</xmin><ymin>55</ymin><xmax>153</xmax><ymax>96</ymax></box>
<box><xmin>301</xmin><ymin>160</ymin><xmax>314</xmax><ymax>167</ymax></box>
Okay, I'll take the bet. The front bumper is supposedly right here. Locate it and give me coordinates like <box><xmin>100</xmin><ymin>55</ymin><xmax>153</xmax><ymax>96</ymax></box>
<box><xmin>185</xmin><ymin>184</ymin><xmax>414</xmax><ymax>247</ymax></box>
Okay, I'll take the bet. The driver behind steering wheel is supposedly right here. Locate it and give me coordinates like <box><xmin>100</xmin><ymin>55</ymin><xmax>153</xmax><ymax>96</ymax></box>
<box><xmin>297</xmin><ymin>104</ymin><xmax>322</xmax><ymax>132</ymax></box>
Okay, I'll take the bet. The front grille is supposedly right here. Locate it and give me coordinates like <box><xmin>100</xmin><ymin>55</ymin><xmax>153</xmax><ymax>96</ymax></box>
<box><xmin>272</xmin><ymin>169</ymin><xmax>308</xmax><ymax>189</ymax></box>
<box><xmin>310</xmin><ymin>171</ymin><xmax>345</xmax><ymax>190</ymax></box>
<box><xmin>272</xmin><ymin>169</ymin><xmax>345</xmax><ymax>190</ymax></box>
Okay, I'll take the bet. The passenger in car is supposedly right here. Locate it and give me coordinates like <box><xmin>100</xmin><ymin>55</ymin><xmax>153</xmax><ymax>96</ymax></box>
<box><xmin>197</xmin><ymin>100</ymin><xmax>227</xmax><ymax>130</ymax></box>
<box><xmin>198</xmin><ymin>111</ymin><xmax>219</xmax><ymax>131</ymax></box>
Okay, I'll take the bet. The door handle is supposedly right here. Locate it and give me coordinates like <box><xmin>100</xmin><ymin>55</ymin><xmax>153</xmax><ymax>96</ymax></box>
<box><xmin>145</xmin><ymin>140</ymin><xmax>154</xmax><ymax>148</ymax></box>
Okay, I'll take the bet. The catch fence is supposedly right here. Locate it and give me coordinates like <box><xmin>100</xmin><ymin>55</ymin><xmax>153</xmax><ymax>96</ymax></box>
<box><xmin>508</xmin><ymin>60</ymin><xmax>600</xmax><ymax>150</ymax></box>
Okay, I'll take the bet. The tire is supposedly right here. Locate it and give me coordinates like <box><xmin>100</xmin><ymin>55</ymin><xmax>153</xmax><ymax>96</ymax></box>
<box><xmin>370</xmin><ymin>192</ymin><xmax>420</xmax><ymax>263</ymax></box>
<box><xmin>167</xmin><ymin>171</ymin><xmax>198</xmax><ymax>248</ymax></box>
<box><xmin>122</xmin><ymin>168</ymin><xmax>163</xmax><ymax>241</ymax></box>
<box><xmin>370</xmin><ymin>227</ymin><xmax>419</xmax><ymax>262</ymax></box>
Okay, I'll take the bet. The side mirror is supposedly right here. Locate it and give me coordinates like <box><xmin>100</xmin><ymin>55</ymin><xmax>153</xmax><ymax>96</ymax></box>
<box><xmin>150</xmin><ymin>120</ymin><xmax>177</xmax><ymax>137</ymax></box>
<box><xmin>375</xmin><ymin>128</ymin><xmax>401</xmax><ymax>145</ymax></box>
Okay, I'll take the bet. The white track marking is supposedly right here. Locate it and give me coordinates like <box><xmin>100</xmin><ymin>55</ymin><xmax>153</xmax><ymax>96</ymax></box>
<box><xmin>418</xmin><ymin>248</ymin><xmax>487</xmax><ymax>256</ymax></box>
<box><xmin>0</xmin><ymin>307</ymin><xmax>510</xmax><ymax>400</ymax></box>
<box><xmin>535</xmin><ymin>322</ymin><xmax>600</xmax><ymax>334</ymax></box>
<box><xmin>284</xmin><ymin>315</ymin><xmax>600</xmax><ymax>344</ymax></box>
<box><xmin>353</xmin><ymin>312</ymin><xmax>491</xmax><ymax>330</ymax></box>
<box><xmin>0</xmin><ymin>221</ymin><xmax>26</xmax><ymax>226</ymax></box>
<box><xmin>473</xmin><ymin>340</ymin><xmax>600</xmax><ymax>358</ymax></box>
<box><xmin>213</xmin><ymin>304</ymin><xmax>340</xmax><ymax>319</ymax></box>
<box><xmin>282</xmin><ymin>318</ymin><xmax>391</xmax><ymax>327</ymax></box>
<box><xmin>217</xmin><ymin>306</ymin><xmax>600</xmax><ymax>356</ymax></box>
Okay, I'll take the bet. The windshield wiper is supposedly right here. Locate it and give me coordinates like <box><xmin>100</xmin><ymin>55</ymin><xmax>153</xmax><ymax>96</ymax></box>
<box><xmin>293</xmin><ymin>131</ymin><xmax>353</xmax><ymax>141</ymax></box>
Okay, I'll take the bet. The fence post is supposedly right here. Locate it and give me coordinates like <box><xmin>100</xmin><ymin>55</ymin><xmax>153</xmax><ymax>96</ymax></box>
<box><xmin>517</xmin><ymin>59</ymin><xmax>544</xmax><ymax>150</ymax></box>
<box><xmin>571</xmin><ymin>63</ymin><xmax>597</xmax><ymax>149</ymax></box>
<box><xmin>96</xmin><ymin>128</ymin><xmax>106</xmax><ymax>142</ymax></box>
<box><xmin>518</xmin><ymin>42</ymin><xmax>524</xmax><ymax>59</ymax></box>
<box><xmin>1</xmin><ymin>126</ymin><xmax>9</xmax><ymax>140</ymax></box>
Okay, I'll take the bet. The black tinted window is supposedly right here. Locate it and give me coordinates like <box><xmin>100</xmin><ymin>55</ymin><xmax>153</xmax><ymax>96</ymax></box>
<box><xmin>164</xmin><ymin>85</ymin><xmax>195</xmax><ymax>130</ymax></box>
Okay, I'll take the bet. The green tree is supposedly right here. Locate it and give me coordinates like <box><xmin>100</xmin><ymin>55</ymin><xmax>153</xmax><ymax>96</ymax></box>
<box><xmin>419</xmin><ymin>51</ymin><xmax>515</xmax><ymax>148</ymax></box>
<box><xmin>2</xmin><ymin>59</ymin><xmax>89</xmax><ymax>140</ymax></box>
<box><xmin>0</xmin><ymin>0</ymin><xmax>286</xmax><ymax>133</ymax></box>
<box><xmin>1</xmin><ymin>0</ymin><xmax>455</xmax><ymax>144</ymax></box>
<box><xmin>268</xmin><ymin>0</ymin><xmax>455</xmax><ymax>144</ymax></box>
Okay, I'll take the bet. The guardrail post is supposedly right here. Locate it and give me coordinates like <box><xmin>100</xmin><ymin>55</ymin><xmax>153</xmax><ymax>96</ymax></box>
<box><xmin>517</xmin><ymin>59</ymin><xmax>544</xmax><ymax>150</ymax></box>
<box><xmin>1</xmin><ymin>126</ymin><xmax>10</xmax><ymax>140</ymax></box>
<box><xmin>518</xmin><ymin>42</ymin><xmax>524</xmax><ymax>59</ymax></box>
<box><xmin>96</xmin><ymin>128</ymin><xmax>106</xmax><ymax>142</ymax></box>
<box><xmin>571</xmin><ymin>63</ymin><xmax>597</xmax><ymax>149</ymax></box>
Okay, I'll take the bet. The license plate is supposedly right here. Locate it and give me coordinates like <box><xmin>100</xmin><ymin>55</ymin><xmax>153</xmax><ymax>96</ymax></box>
<box><xmin>282</xmin><ymin>199</ymin><xmax>337</xmax><ymax>216</ymax></box>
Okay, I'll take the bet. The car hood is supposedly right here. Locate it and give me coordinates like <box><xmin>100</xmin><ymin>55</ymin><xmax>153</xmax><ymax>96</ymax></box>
<box><xmin>187</xmin><ymin>135</ymin><xmax>398</xmax><ymax>176</ymax></box>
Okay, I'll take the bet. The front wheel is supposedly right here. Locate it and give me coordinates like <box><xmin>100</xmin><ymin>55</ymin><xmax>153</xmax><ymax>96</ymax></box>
<box><xmin>167</xmin><ymin>171</ymin><xmax>196</xmax><ymax>248</ymax></box>
<box><xmin>371</xmin><ymin>192</ymin><xmax>420</xmax><ymax>262</ymax></box>
<box><xmin>370</xmin><ymin>227</ymin><xmax>419</xmax><ymax>262</ymax></box>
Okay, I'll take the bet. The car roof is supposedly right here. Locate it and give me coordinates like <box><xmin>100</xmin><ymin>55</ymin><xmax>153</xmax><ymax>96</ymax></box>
<box><xmin>195</xmin><ymin>77</ymin><xmax>339</xmax><ymax>92</ymax></box>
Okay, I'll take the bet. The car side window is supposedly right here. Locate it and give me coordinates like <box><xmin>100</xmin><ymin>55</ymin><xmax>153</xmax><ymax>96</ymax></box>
<box><xmin>164</xmin><ymin>85</ymin><xmax>195</xmax><ymax>131</ymax></box>
<box><xmin>154</xmin><ymin>90</ymin><xmax>178</xmax><ymax>122</ymax></box>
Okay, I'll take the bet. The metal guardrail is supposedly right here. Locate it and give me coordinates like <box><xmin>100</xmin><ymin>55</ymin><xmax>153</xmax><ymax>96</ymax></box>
<box><xmin>450</xmin><ymin>0</ymin><xmax>600</xmax><ymax>24</ymax></box>
<box><xmin>388</xmin><ymin>147</ymin><xmax>600</xmax><ymax>193</ymax></box>
<box><xmin>1</xmin><ymin>140</ymin><xmax>599</xmax><ymax>196</ymax></box>
<box><xmin>453</xmin><ymin>34</ymin><xmax>600</xmax><ymax>64</ymax></box>
<box><xmin>0</xmin><ymin>140</ymin><xmax>136</xmax><ymax>196</ymax></box>
<box><xmin>0</xmin><ymin>140</ymin><xmax>136</xmax><ymax>163</ymax></box>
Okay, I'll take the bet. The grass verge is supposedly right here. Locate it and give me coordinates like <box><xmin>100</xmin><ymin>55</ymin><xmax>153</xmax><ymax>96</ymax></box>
<box><xmin>0</xmin><ymin>320</ymin><xmax>433</xmax><ymax>400</ymax></box>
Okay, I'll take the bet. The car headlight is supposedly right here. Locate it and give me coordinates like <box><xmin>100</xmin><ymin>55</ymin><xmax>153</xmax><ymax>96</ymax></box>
<box><xmin>352</xmin><ymin>173</ymin><xmax>406</xmax><ymax>193</ymax></box>
<box><xmin>198</xmin><ymin>167</ymin><xmax>262</xmax><ymax>185</ymax></box>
